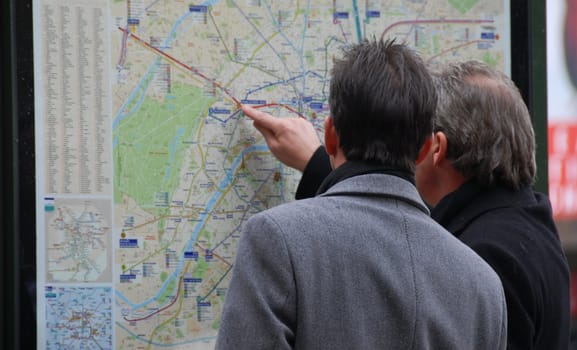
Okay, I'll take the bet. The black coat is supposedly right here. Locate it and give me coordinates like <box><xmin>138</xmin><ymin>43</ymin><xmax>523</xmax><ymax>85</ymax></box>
<box><xmin>432</xmin><ymin>181</ymin><xmax>570</xmax><ymax>350</ymax></box>
<box><xmin>296</xmin><ymin>146</ymin><xmax>571</xmax><ymax>349</ymax></box>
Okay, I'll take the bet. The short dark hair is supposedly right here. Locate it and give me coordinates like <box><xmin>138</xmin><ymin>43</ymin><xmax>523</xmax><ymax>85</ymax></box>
<box><xmin>432</xmin><ymin>61</ymin><xmax>536</xmax><ymax>189</ymax></box>
<box><xmin>329</xmin><ymin>38</ymin><xmax>437</xmax><ymax>172</ymax></box>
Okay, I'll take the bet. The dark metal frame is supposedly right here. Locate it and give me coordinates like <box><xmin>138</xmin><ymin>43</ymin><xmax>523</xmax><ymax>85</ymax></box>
<box><xmin>1</xmin><ymin>0</ymin><xmax>36</xmax><ymax>349</ymax></box>
<box><xmin>510</xmin><ymin>0</ymin><xmax>548</xmax><ymax>194</ymax></box>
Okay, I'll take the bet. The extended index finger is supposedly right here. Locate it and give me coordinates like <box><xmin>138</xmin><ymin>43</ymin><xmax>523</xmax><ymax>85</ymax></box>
<box><xmin>241</xmin><ymin>105</ymin><xmax>282</xmax><ymax>130</ymax></box>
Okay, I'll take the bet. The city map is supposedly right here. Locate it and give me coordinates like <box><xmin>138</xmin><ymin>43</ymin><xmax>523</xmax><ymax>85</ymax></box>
<box><xmin>36</xmin><ymin>0</ymin><xmax>510</xmax><ymax>349</ymax></box>
<box><xmin>111</xmin><ymin>1</ymin><xmax>509</xmax><ymax>348</ymax></box>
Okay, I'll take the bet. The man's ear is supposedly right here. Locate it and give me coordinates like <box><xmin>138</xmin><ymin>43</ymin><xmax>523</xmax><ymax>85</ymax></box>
<box><xmin>324</xmin><ymin>116</ymin><xmax>339</xmax><ymax>156</ymax></box>
<box><xmin>432</xmin><ymin>131</ymin><xmax>448</xmax><ymax>166</ymax></box>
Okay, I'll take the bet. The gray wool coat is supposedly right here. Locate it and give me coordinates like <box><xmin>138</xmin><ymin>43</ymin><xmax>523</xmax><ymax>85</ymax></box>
<box><xmin>216</xmin><ymin>173</ymin><xmax>507</xmax><ymax>350</ymax></box>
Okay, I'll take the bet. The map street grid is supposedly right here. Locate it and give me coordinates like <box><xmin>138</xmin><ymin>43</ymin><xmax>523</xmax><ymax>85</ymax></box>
<box><xmin>35</xmin><ymin>0</ymin><xmax>510</xmax><ymax>349</ymax></box>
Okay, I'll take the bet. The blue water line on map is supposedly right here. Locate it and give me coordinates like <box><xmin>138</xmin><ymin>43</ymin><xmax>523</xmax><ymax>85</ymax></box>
<box><xmin>116</xmin><ymin>144</ymin><xmax>269</xmax><ymax>309</ymax></box>
<box><xmin>114</xmin><ymin>11</ymin><xmax>193</xmax><ymax>129</ymax></box>
<box><xmin>300</xmin><ymin>0</ymin><xmax>311</xmax><ymax>95</ymax></box>
<box><xmin>113</xmin><ymin>63</ymin><xmax>157</xmax><ymax>130</ymax></box>
<box><xmin>352</xmin><ymin>0</ymin><xmax>362</xmax><ymax>42</ymax></box>
<box><xmin>114</xmin><ymin>0</ymin><xmax>221</xmax><ymax>130</ymax></box>
<box><xmin>182</xmin><ymin>144</ymin><xmax>268</xmax><ymax>262</ymax></box>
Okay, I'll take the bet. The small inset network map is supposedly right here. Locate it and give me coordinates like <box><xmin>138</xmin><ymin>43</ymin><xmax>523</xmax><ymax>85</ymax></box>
<box><xmin>45</xmin><ymin>286</ymin><xmax>112</xmax><ymax>350</ymax></box>
<box><xmin>45</xmin><ymin>198</ymin><xmax>112</xmax><ymax>283</ymax></box>
<box><xmin>110</xmin><ymin>1</ymin><xmax>510</xmax><ymax>349</ymax></box>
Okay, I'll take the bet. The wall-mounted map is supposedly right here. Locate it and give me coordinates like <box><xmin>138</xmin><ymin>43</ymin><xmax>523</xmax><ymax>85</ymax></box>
<box><xmin>34</xmin><ymin>1</ymin><xmax>510</xmax><ymax>348</ymax></box>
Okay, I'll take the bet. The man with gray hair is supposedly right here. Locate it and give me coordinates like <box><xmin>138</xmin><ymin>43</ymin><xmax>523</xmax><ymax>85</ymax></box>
<box><xmin>416</xmin><ymin>61</ymin><xmax>570</xmax><ymax>349</ymax></box>
<box><xmin>242</xmin><ymin>60</ymin><xmax>570</xmax><ymax>348</ymax></box>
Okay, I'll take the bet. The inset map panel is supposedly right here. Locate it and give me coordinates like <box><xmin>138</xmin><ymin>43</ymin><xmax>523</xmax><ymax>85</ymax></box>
<box><xmin>45</xmin><ymin>198</ymin><xmax>112</xmax><ymax>282</ymax></box>
<box><xmin>45</xmin><ymin>286</ymin><xmax>113</xmax><ymax>349</ymax></box>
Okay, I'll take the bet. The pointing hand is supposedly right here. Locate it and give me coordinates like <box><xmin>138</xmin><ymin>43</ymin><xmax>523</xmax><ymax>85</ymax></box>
<box><xmin>242</xmin><ymin>104</ymin><xmax>321</xmax><ymax>172</ymax></box>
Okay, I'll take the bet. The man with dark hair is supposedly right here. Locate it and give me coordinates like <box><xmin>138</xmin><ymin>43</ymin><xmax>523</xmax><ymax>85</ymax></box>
<box><xmin>216</xmin><ymin>40</ymin><xmax>507</xmax><ymax>350</ymax></box>
<box><xmin>243</xmin><ymin>59</ymin><xmax>570</xmax><ymax>349</ymax></box>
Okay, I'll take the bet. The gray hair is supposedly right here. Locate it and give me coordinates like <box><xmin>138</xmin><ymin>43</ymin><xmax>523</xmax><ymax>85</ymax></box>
<box><xmin>432</xmin><ymin>61</ymin><xmax>536</xmax><ymax>189</ymax></box>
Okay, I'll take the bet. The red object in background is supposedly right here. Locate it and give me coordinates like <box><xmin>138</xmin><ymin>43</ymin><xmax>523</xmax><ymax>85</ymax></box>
<box><xmin>549</xmin><ymin>123</ymin><xmax>577</xmax><ymax>220</ymax></box>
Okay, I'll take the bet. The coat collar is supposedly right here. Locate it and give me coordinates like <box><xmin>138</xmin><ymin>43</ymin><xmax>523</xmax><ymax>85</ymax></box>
<box><xmin>431</xmin><ymin>180</ymin><xmax>537</xmax><ymax>235</ymax></box>
<box><xmin>316</xmin><ymin>161</ymin><xmax>429</xmax><ymax>215</ymax></box>
<box><xmin>316</xmin><ymin>160</ymin><xmax>415</xmax><ymax>194</ymax></box>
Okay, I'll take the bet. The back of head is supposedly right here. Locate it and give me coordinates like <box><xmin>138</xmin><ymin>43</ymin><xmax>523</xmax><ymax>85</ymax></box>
<box><xmin>432</xmin><ymin>61</ymin><xmax>536</xmax><ymax>189</ymax></box>
<box><xmin>329</xmin><ymin>38</ymin><xmax>437</xmax><ymax>172</ymax></box>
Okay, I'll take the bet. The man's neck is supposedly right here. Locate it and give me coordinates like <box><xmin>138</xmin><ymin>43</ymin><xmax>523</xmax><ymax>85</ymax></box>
<box><xmin>430</xmin><ymin>165</ymin><xmax>467</xmax><ymax>207</ymax></box>
<box><xmin>329</xmin><ymin>149</ymin><xmax>347</xmax><ymax>170</ymax></box>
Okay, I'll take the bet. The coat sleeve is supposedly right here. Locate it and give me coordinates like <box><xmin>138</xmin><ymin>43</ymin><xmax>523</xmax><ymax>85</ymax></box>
<box><xmin>215</xmin><ymin>212</ymin><xmax>296</xmax><ymax>350</ymax></box>
<box><xmin>295</xmin><ymin>146</ymin><xmax>332</xmax><ymax>200</ymax></box>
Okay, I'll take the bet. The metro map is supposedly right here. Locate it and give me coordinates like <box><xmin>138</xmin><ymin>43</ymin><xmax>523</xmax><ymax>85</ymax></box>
<box><xmin>44</xmin><ymin>0</ymin><xmax>511</xmax><ymax>349</ymax></box>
